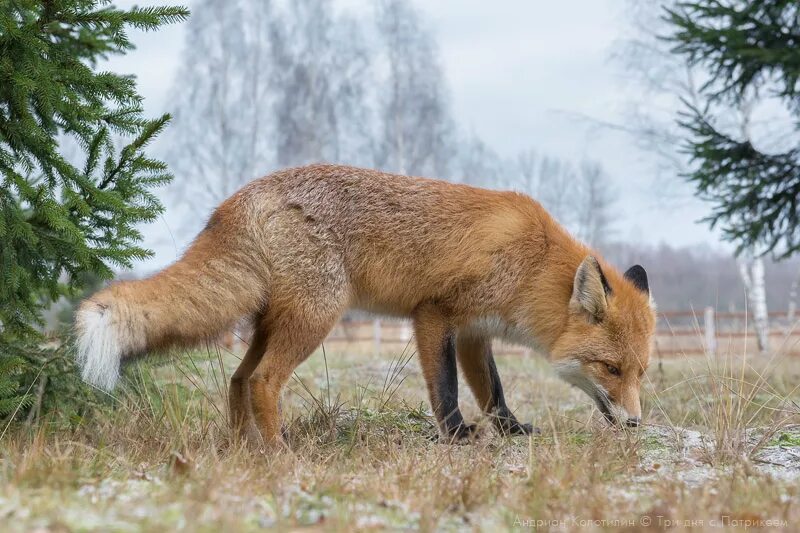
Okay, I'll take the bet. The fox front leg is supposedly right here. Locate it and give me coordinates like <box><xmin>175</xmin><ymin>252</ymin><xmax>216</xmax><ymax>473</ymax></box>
<box><xmin>413</xmin><ymin>305</ymin><xmax>478</xmax><ymax>442</ymax></box>
<box><xmin>456</xmin><ymin>332</ymin><xmax>537</xmax><ymax>436</ymax></box>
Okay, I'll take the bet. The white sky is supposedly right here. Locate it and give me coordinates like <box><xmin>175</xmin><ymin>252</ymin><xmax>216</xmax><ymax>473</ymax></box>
<box><xmin>104</xmin><ymin>0</ymin><xmax>730</xmax><ymax>269</ymax></box>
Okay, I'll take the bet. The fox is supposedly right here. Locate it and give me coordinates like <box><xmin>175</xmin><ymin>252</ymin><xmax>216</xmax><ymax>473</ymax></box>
<box><xmin>75</xmin><ymin>164</ymin><xmax>655</xmax><ymax>444</ymax></box>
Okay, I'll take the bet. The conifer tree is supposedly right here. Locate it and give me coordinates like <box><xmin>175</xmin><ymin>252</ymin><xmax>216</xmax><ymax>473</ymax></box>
<box><xmin>0</xmin><ymin>1</ymin><xmax>188</xmax><ymax>419</ymax></box>
<box><xmin>666</xmin><ymin>1</ymin><xmax>800</xmax><ymax>258</ymax></box>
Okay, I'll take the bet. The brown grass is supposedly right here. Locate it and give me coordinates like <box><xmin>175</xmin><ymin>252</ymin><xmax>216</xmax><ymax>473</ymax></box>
<box><xmin>1</xmin><ymin>342</ymin><xmax>799</xmax><ymax>532</ymax></box>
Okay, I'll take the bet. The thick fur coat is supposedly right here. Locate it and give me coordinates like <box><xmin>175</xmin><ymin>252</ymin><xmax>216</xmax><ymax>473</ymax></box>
<box><xmin>76</xmin><ymin>164</ymin><xmax>655</xmax><ymax>444</ymax></box>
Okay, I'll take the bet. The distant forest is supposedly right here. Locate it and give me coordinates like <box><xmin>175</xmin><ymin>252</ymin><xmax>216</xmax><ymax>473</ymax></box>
<box><xmin>605</xmin><ymin>243</ymin><xmax>800</xmax><ymax>312</ymax></box>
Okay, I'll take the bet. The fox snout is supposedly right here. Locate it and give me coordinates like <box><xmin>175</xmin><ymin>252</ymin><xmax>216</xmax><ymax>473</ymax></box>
<box><xmin>554</xmin><ymin>359</ymin><xmax>642</xmax><ymax>428</ymax></box>
<box><xmin>593</xmin><ymin>389</ymin><xmax>641</xmax><ymax>428</ymax></box>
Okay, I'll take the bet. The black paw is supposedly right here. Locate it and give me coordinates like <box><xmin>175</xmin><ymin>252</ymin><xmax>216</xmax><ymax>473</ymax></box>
<box><xmin>496</xmin><ymin>418</ymin><xmax>540</xmax><ymax>436</ymax></box>
<box><xmin>442</xmin><ymin>422</ymin><xmax>480</xmax><ymax>444</ymax></box>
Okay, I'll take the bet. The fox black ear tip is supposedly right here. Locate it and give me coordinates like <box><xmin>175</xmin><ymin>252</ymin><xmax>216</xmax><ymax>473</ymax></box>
<box><xmin>628</xmin><ymin>264</ymin><xmax>645</xmax><ymax>274</ymax></box>
<box><xmin>623</xmin><ymin>264</ymin><xmax>649</xmax><ymax>294</ymax></box>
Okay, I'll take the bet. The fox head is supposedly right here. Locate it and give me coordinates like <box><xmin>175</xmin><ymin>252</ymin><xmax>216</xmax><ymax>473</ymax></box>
<box><xmin>551</xmin><ymin>256</ymin><xmax>655</xmax><ymax>427</ymax></box>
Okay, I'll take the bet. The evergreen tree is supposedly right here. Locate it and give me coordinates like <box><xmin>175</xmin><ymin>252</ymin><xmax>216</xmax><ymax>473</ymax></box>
<box><xmin>666</xmin><ymin>1</ymin><xmax>800</xmax><ymax>258</ymax></box>
<box><xmin>0</xmin><ymin>0</ymin><xmax>188</xmax><ymax>420</ymax></box>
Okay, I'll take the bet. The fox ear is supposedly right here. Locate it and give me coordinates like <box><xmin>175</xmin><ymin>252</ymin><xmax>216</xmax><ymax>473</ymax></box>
<box><xmin>623</xmin><ymin>265</ymin><xmax>649</xmax><ymax>295</ymax></box>
<box><xmin>570</xmin><ymin>256</ymin><xmax>611</xmax><ymax>323</ymax></box>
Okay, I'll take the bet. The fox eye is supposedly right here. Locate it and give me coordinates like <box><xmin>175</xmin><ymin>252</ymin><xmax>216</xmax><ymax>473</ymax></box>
<box><xmin>606</xmin><ymin>364</ymin><xmax>621</xmax><ymax>376</ymax></box>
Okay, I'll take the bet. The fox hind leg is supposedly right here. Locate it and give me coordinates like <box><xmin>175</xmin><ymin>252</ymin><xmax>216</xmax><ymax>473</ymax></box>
<box><xmin>229</xmin><ymin>317</ymin><xmax>268</xmax><ymax>443</ymax></box>
<box><xmin>456</xmin><ymin>332</ymin><xmax>536</xmax><ymax>436</ymax></box>
<box><xmin>248</xmin><ymin>307</ymin><xmax>341</xmax><ymax>446</ymax></box>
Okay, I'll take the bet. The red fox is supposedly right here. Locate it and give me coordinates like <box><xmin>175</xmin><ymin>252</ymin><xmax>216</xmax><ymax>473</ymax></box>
<box><xmin>75</xmin><ymin>164</ymin><xmax>655</xmax><ymax>444</ymax></box>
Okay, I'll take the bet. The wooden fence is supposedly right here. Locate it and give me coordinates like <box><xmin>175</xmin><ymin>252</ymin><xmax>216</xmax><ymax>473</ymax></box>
<box><xmin>655</xmin><ymin>308</ymin><xmax>800</xmax><ymax>357</ymax></box>
<box><xmin>319</xmin><ymin>310</ymin><xmax>800</xmax><ymax>358</ymax></box>
<box><xmin>320</xmin><ymin>319</ymin><xmax>535</xmax><ymax>357</ymax></box>
<box><xmin>221</xmin><ymin>310</ymin><xmax>800</xmax><ymax>358</ymax></box>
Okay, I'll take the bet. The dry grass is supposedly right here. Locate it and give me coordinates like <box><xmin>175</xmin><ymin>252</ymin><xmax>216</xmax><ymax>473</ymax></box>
<box><xmin>1</xmin><ymin>341</ymin><xmax>799</xmax><ymax>532</ymax></box>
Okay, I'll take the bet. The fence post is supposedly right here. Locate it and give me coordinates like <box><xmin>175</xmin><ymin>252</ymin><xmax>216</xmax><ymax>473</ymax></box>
<box><xmin>373</xmin><ymin>318</ymin><xmax>382</xmax><ymax>357</ymax></box>
<box><xmin>401</xmin><ymin>321</ymin><xmax>412</xmax><ymax>342</ymax></box>
<box><xmin>704</xmin><ymin>306</ymin><xmax>716</xmax><ymax>357</ymax></box>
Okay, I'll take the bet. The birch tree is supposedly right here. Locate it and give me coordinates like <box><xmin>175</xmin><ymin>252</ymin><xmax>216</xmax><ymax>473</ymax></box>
<box><xmin>457</xmin><ymin>134</ymin><xmax>505</xmax><ymax>188</ymax></box>
<box><xmin>732</xmin><ymin>103</ymin><xmax>770</xmax><ymax>352</ymax></box>
<box><xmin>738</xmin><ymin>255</ymin><xmax>770</xmax><ymax>353</ymax></box>
<box><xmin>164</xmin><ymin>0</ymin><xmax>275</xmax><ymax>211</ymax></box>
<box><xmin>270</xmin><ymin>0</ymin><xmax>370</xmax><ymax>167</ymax></box>
<box><xmin>788</xmin><ymin>271</ymin><xmax>800</xmax><ymax>326</ymax></box>
<box><xmin>615</xmin><ymin>0</ymin><xmax>702</xmax><ymax>189</ymax></box>
<box><xmin>516</xmin><ymin>148</ymin><xmax>539</xmax><ymax>196</ymax></box>
<box><xmin>536</xmin><ymin>156</ymin><xmax>576</xmax><ymax>228</ymax></box>
<box><xmin>374</xmin><ymin>0</ymin><xmax>455</xmax><ymax>176</ymax></box>
<box><xmin>575</xmin><ymin>161</ymin><xmax>616</xmax><ymax>249</ymax></box>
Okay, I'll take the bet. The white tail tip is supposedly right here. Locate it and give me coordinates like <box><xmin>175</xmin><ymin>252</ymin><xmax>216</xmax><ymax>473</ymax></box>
<box><xmin>75</xmin><ymin>302</ymin><xmax>122</xmax><ymax>392</ymax></box>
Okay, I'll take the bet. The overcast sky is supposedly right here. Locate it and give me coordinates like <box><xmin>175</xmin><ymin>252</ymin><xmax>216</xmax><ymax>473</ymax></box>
<box><xmin>104</xmin><ymin>0</ymin><xmax>728</xmax><ymax>269</ymax></box>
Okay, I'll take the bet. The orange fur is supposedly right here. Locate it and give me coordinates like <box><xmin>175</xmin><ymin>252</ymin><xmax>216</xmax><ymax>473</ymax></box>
<box><xmin>75</xmin><ymin>164</ymin><xmax>655</xmax><ymax>444</ymax></box>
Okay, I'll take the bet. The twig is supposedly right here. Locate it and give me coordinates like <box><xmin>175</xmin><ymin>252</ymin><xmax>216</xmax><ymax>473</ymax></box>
<box><xmin>25</xmin><ymin>375</ymin><xmax>48</xmax><ymax>426</ymax></box>
<box><xmin>0</xmin><ymin>365</ymin><xmax>45</xmax><ymax>442</ymax></box>
<box><xmin>752</xmin><ymin>457</ymin><xmax>785</xmax><ymax>467</ymax></box>
<box><xmin>780</xmin><ymin>447</ymin><xmax>800</xmax><ymax>460</ymax></box>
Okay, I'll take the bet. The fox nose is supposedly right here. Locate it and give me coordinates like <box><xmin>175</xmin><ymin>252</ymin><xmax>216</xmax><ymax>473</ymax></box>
<box><xmin>626</xmin><ymin>416</ymin><xmax>641</xmax><ymax>428</ymax></box>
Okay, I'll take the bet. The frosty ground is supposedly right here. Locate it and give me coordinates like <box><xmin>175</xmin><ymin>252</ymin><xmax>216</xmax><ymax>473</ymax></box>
<box><xmin>1</xmin><ymin>343</ymin><xmax>799</xmax><ymax>531</ymax></box>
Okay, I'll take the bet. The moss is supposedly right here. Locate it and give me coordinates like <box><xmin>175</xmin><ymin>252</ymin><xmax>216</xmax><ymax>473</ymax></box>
<box><xmin>640</xmin><ymin>433</ymin><xmax>668</xmax><ymax>451</ymax></box>
<box><xmin>529</xmin><ymin>431</ymin><xmax>592</xmax><ymax>447</ymax></box>
<box><xmin>770</xmin><ymin>432</ymin><xmax>800</xmax><ymax>447</ymax></box>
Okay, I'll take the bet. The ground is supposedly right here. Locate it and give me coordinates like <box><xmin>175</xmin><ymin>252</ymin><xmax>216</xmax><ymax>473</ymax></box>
<box><xmin>1</xmin><ymin>343</ymin><xmax>799</xmax><ymax>532</ymax></box>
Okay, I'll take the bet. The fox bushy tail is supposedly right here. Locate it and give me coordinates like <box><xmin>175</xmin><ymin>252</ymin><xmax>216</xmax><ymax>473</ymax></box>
<box><xmin>75</xmin><ymin>227</ymin><xmax>267</xmax><ymax>391</ymax></box>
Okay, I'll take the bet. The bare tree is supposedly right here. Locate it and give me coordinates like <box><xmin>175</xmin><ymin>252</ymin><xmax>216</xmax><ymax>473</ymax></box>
<box><xmin>536</xmin><ymin>156</ymin><xmax>576</xmax><ymax>228</ymax></box>
<box><xmin>164</xmin><ymin>0</ymin><xmax>275</xmax><ymax>212</ymax></box>
<box><xmin>575</xmin><ymin>161</ymin><xmax>616</xmax><ymax>249</ymax></box>
<box><xmin>614</xmin><ymin>0</ymin><xmax>702</xmax><ymax>192</ymax></box>
<box><xmin>270</xmin><ymin>0</ymin><xmax>370</xmax><ymax>167</ymax></box>
<box><xmin>457</xmin><ymin>133</ymin><xmax>505</xmax><ymax>188</ymax></box>
<box><xmin>373</xmin><ymin>0</ymin><xmax>454</xmax><ymax>177</ymax></box>
<box><xmin>164</xmin><ymin>0</ymin><xmax>374</xmax><ymax>222</ymax></box>
<box><xmin>516</xmin><ymin>148</ymin><xmax>539</xmax><ymax>196</ymax></box>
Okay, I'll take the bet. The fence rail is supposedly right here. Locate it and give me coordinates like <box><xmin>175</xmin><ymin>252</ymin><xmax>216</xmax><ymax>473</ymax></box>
<box><xmin>315</xmin><ymin>309</ymin><xmax>800</xmax><ymax>358</ymax></box>
<box><xmin>217</xmin><ymin>309</ymin><xmax>800</xmax><ymax>358</ymax></box>
<box><xmin>654</xmin><ymin>307</ymin><xmax>800</xmax><ymax>357</ymax></box>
